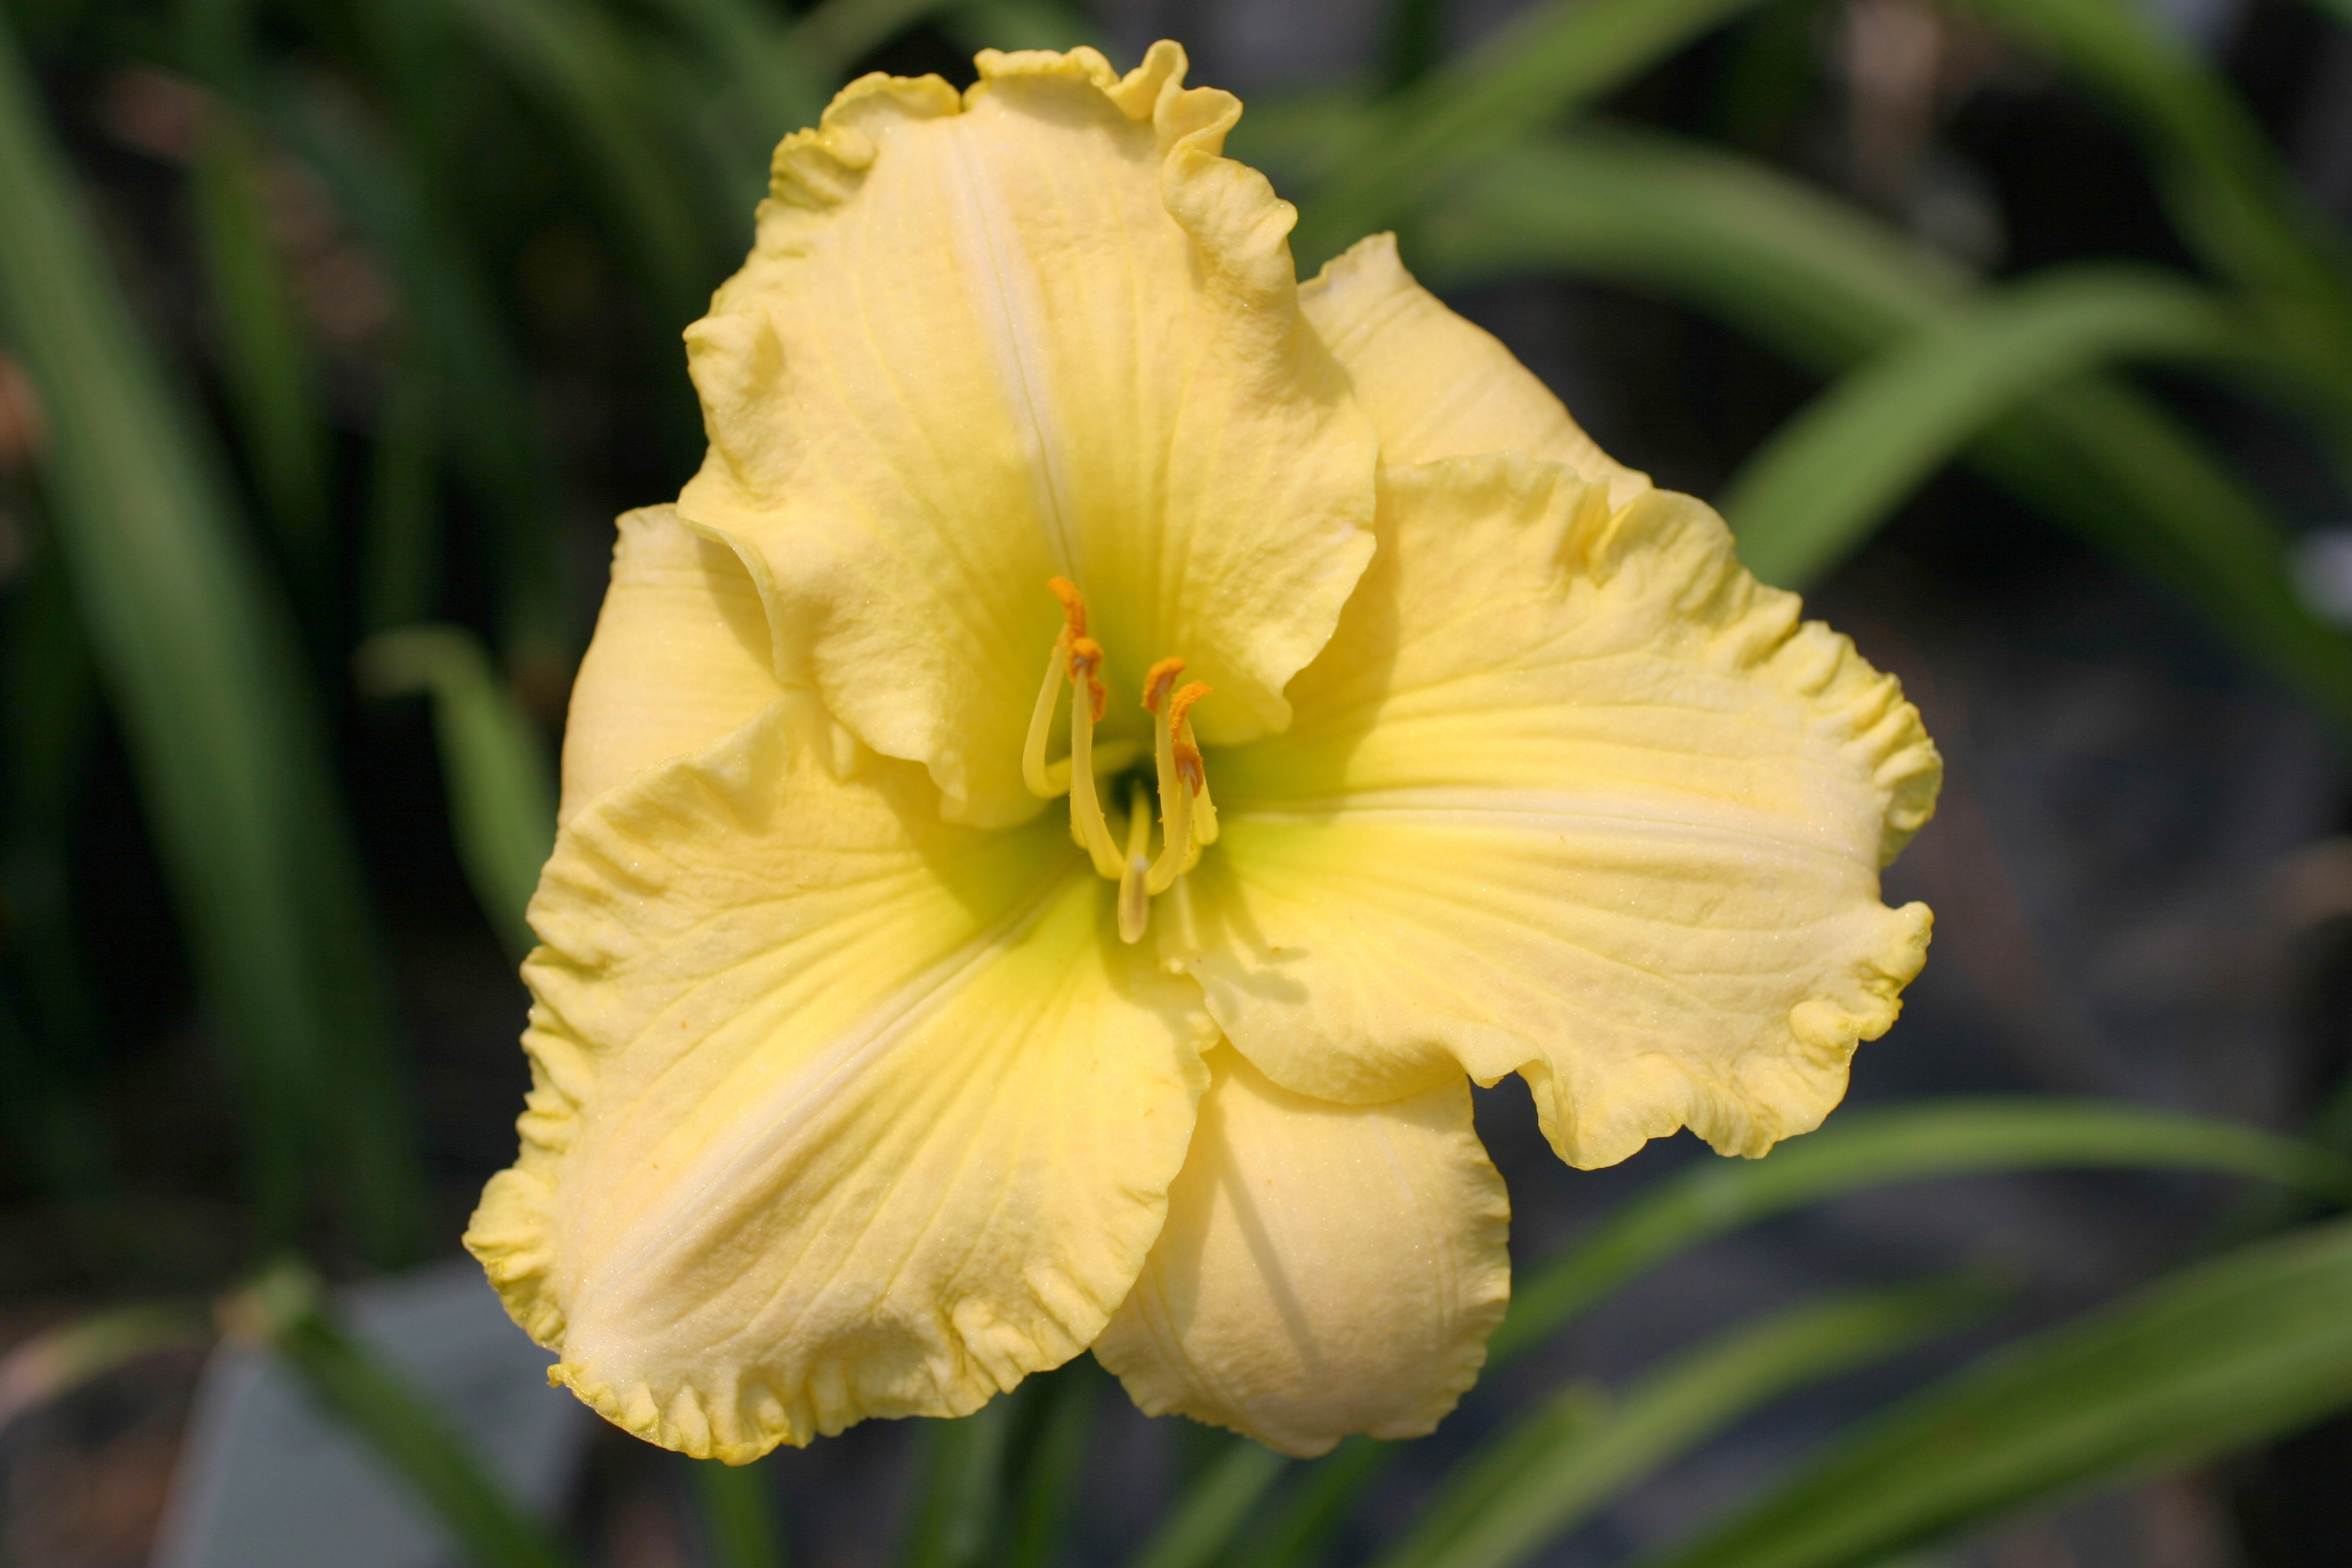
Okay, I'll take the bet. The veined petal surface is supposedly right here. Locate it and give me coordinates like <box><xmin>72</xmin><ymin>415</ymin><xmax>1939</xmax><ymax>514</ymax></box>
<box><xmin>559</xmin><ymin>505</ymin><xmax>788</xmax><ymax>825</ymax></box>
<box><xmin>466</xmin><ymin>698</ymin><xmax>1215</xmax><ymax>1459</ymax></box>
<box><xmin>1301</xmin><ymin>234</ymin><xmax>1649</xmax><ymax>506</ymax></box>
<box><xmin>1184</xmin><ymin>457</ymin><xmax>1939</xmax><ymax>1168</ymax></box>
<box><xmin>678</xmin><ymin>44</ymin><xmax>1377</xmax><ymax>825</ymax></box>
<box><xmin>1095</xmin><ymin>1047</ymin><xmax>1509</xmax><ymax>1458</ymax></box>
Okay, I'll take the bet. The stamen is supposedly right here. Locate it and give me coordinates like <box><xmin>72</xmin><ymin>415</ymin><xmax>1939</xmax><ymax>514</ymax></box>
<box><xmin>1142</xmin><ymin>658</ymin><xmax>1187</xmax><ymax>715</ymax></box>
<box><xmin>1168</xmin><ymin>681</ymin><xmax>1218</xmax><ymax>846</ymax></box>
<box><xmin>1066</xmin><ymin>636</ymin><xmax>1125</xmax><ymax>878</ymax></box>
<box><xmin>1145</xmin><ymin>671</ymin><xmax>1204</xmax><ymax>893</ymax></box>
<box><xmin>1047</xmin><ymin>577</ymin><xmax>1089</xmax><ymax>642</ymax></box>
<box><xmin>1118</xmin><ymin>779</ymin><xmax>1152</xmax><ymax>943</ymax></box>
<box><xmin>1023</xmin><ymin>626</ymin><xmax>1072</xmax><ymax>798</ymax></box>
<box><xmin>1032</xmin><ymin>581</ymin><xmax>1211</xmax><ymax>905</ymax></box>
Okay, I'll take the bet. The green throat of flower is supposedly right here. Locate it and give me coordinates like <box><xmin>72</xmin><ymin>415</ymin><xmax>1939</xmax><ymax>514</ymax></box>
<box><xmin>1022</xmin><ymin>577</ymin><xmax>1220</xmax><ymax>945</ymax></box>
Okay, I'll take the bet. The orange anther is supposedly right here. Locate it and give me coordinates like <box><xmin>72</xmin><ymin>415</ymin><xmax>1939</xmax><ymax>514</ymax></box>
<box><xmin>1167</xmin><ymin>681</ymin><xmax>1210</xmax><ymax>736</ymax></box>
<box><xmin>1047</xmin><ymin>577</ymin><xmax>1089</xmax><ymax>642</ymax></box>
<box><xmin>1142</xmin><ymin>657</ymin><xmax>1187</xmax><ymax>714</ymax></box>
<box><xmin>1168</xmin><ymin>681</ymin><xmax>1210</xmax><ymax>794</ymax></box>
<box><xmin>1068</xmin><ymin>636</ymin><xmax>1108</xmax><ymax>722</ymax></box>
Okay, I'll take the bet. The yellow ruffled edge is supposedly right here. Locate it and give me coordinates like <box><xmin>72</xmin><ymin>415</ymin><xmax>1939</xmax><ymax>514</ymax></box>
<box><xmin>684</xmin><ymin>40</ymin><xmax>1305</xmax><ymax>511</ymax></box>
<box><xmin>465</xmin><ymin>1009</ymin><xmax>645</xmax><ymax>1426</ymax></box>
<box><xmin>1563</xmin><ymin>480</ymin><xmax>1943</xmax><ymax>871</ymax></box>
<box><xmin>465</xmin><ymin>702</ymin><xmax>833</xmax><ymax>1464</ymax></box>
<box><xmin>1541</xmin><ymin>473</ymin><xmax>1939</xmax><ymax>1161</ymax></box>
<box><xmin>479</xmin><ymin>1009</ymin><xmax>1057</xmax><ymax>1462</ymax></box>
<box><xmin>734</xmin><ymin>40</ymin><xmax>1277</xmax><ymax>292</ymax></box>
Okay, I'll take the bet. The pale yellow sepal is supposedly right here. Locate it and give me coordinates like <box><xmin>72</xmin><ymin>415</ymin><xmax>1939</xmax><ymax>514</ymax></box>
<box><xmin>1301</xmin><ymin>234</ymin><xmax>1650</xmax><ymax>508</ymax></box>
<box><xmin>1186</xmin><ymin>456</ymin><xmax>1939</xmax><ymax>1168</ymax></box>
<box><xmin>678</xmin><ymin>41</ymin><xmax>1376</xmax><ymax>828</ymax></box>
<box><xmin>1095</xmin><ymin>1047</ymin><xmax>1509</xmax><ymax>1458</ymax></box>
<box><xmin>557</xmin><ymin>506</ymin><xmax>787</xmax><ymax>826</ymax></box>
<box><xmin>466</xmin><ymin>696</ymin><xmax>1216</xmax><ymax>1460</ymax></box>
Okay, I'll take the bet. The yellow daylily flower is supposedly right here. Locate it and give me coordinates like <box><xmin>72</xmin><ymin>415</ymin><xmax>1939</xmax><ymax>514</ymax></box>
<box><xmin>466</xmin><ymin>42</ymin><xmax>1940</xmax><ymax>1465</ymax></box>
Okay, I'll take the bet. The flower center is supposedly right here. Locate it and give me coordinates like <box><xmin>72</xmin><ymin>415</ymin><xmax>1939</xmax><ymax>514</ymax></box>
<box><xmin>1022</xmin><ymin>578</ymin><xmax>1220</xmax><ymax>944</ymax></box>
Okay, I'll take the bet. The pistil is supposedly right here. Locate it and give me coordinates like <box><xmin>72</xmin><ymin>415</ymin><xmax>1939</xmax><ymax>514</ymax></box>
<box><xmin>1118</xmin><ymin>779</ymin><xmax>1153</xmax><ymax>943</ymax></box>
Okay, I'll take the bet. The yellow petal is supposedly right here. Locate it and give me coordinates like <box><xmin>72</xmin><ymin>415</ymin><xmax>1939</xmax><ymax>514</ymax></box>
<box><xmin>1094</xmin><ymin>1046</ymin><xmax>1508</xmax><ymax>1458</ymax></box>
<box><xmin>1301</xmin><ymin>234</ymin><xmax>1649</xmax><ymax>506</ymax></box>
<box><xmin>1185</xmin><ymin>456</ymin><xmax>1939</xmax><ymax>1168</ymax></box>
<box><xmin>558</xmin><ymin>505</ymin><xmax>788</xmax><ymax>825</ymax></box>
<box><xmin>466</xmin><ymin>697</ymin><xmax>1215</xmax><ymax>1460</ymax></box>
<box><xmin>678</xmin><ymin>44</ymin><xmax>1377</xmax><ymax>828</ymax></box>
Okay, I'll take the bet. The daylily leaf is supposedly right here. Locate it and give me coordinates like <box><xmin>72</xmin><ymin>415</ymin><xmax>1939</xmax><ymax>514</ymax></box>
<box><xmin>451</xmin><ymin>0</ymin><xmax>712</xmax><ymax>318</ymax></box>
<box><xmin>1954</xmin><ymin>0</ymin><xmax>2352</xmax><ymax>408</ymax></box>
<box><xmin>900</xmin><ymin>1394</ymin><xmax>1015</xmax><ymax>1568</ymax></box>
<box><xmin>1639</xmin><ymin>1218</ymin><xmax>2352</xmax><ymax>1568</ymax></box>
<box><xmin>188</xmin><ymin>107</ymin><xmax>328</xmax><ymax>580</ymax></box>
<box><xmin>1498</xmin><ymin>1098</ymin><xmax>2352</xmax><ymax>1362</ymax></box>
<box><xmin>360</xmin><ymin>358</ymin><xmax>441</xmax><ymax>635</ymax></box>
<box><xmin>227</xmin><ymin>62</ymin><xmax>566</xmax><ymax>654</ymax></box>
<box><xmin>228</xmin><ymin>1262</ymin><xmax>575</xmax><ymax>1568</ymax></box>
<box><xmin>1289</xmin><ymin>0</ymin><xmax>1761</xmax><ymax>266</ymax></box>
<box><xmin>942</xmin><ymin>0</ymin><xmax>1105</xmax><ymax>54</ymax></box>
<box><xmin>1125</xmin><ymin>1441</ymin><xmax>1290</xmax><ymax>1568</ymax></box>
<box><xmin>0</xmin><ymin>7</ymin><xmax>425</xmax><ymax>1260</ymax></box>
<box><xmin>1005</xmin><ymin>1361</ymin><xmax>1102</xmax><ymax>1568</ymax></box>
<box><xmin>354</xmin><ymin>625</ymin><xmax>557</xmax><ymax>961</ymax></box>
<box><xmin>639</xmin><ymin>0</ymin><xmax>826</xmax><ymax>142</ymax></box>
<box><xmin>1386</xmin><ymin>1279</ymin><xmax>1991</xmax><ymax>1568</ymax></box>
<box><xmin>690</xmin><ymin>1459</ymin><xmax>786</xmax><ymax>1568</ymax></box>
<box><xmin>1720</xmin><ymin>264</ymin><xmax>2260</xmax><ymax>589</ymax></box>
<box><xmin>791</xmin><ymin>0</ymin><xmax>951</xmax><ymax>77</ymax></box>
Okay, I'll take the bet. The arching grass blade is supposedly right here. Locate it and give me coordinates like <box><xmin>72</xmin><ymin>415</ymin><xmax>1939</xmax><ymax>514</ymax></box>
<box><xmin>0</xmin><ymin>5</ymin><xmax>425</xmax><ymax>1262</ymax></box>
<box><xmin>1637</xmin><ymin>1219</ymin><xmax>2352</xmax><ymax>1568</ymax></box>
<box><xmin>355</xmin><ymin>626</ymin><xmax>556</xmax><ymax>960</ymax></box>
<box><xmin>1720</xmin><ymin>265</ymin><xmax>2257</xmax><ymax>588</ymax></box>
<box><xmin>1496</xmin><ymin>1099</ymin><xmax>2350</xmax><ymax>1365</ymax></box>
<box><xmin>1388</xmin><ymin>1280</ymin><xmax>1990</xmax><ymax>1568</ymax></box>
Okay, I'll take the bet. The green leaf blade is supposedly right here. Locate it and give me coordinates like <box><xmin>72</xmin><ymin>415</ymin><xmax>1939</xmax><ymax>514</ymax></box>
<box><xmin>1642</xmin><ymin>1219</ymin><xmax>2352</xmax><ymax>1568</ymax></box>
<box><xmin>1495</xmin><ymin>1099</ymin><xmax>2352</xmax><ymax>1366</ymax></box>
<box><xmin>692</xmin><ymin>1458</ymin><xmax>789</xmax><ymax>1568</ymax></box>
<box><xmin>355</xmin><ymin>626</ymin><xmax>557</xmax><ymax>960</ymax></box>
<box><xmin>1123</xmin><ymin>1440</ymin><xmax>1291</xmax><ymax>1568</ymax></box>
<box><xmin>1397</xmin><ymin>1281</ymin><xmax>1990</xmax><ymax>1568</ymax></box>
<box><xmin>1721</xmin><ymin>265</ymin><xmax>2256</xmax><ymax>588</ymax></box>
<box><xmin>236</xmin><ymin>1263</ymin><xmax>579</xmax><ymax>1568</ymax></box>
<box><xmin>0</xmin><ymin>5</ymin><xmax>426</xmax><ymax>1261</ymax></box>
<box><xmin>1293</xmin><ymin>0</ymin><xmax>1769</xmax><ymax>266</ymax></box>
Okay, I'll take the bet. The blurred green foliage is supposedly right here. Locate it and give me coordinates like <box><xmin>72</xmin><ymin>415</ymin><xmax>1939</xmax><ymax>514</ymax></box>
<box><xmin>8</xmin><ymin>0</ymin><xmax>2352</xmax><ymax>1563</ymax></box>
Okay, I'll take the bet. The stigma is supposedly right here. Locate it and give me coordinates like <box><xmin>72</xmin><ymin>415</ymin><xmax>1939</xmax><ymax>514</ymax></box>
<box><xmin>1023</xmin><ymin>579</ymin><xmax>1219</xmax><ymax>943</ymax></box>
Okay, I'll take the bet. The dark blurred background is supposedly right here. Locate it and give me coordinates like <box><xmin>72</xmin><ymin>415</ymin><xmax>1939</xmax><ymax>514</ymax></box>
<box><xmin>7</xmin><ymin>0</ymin><xmax>2352</xmax><ymax>1564</ymax></box>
